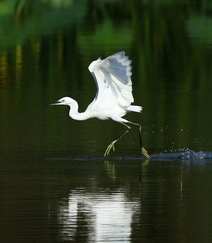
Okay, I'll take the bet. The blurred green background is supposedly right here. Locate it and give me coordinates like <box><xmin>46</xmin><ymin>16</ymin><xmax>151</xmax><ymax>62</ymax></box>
<box><xmin>0</xmin><ymin>0</ymin><xmax>212</xmax><ymax>156</ymax></box>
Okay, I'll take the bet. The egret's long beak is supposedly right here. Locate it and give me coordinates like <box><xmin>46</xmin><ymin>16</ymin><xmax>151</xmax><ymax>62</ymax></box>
<box><xmin>50</xmin><ymin>101</ymin><xmax>63</xmax><ymax>106</ymax></box>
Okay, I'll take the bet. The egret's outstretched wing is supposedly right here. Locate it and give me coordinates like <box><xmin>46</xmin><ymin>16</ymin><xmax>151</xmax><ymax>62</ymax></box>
<box><xmin>102</xmin><ymin>51</ymin><xmax>132</xmax><ymax>85</ymax></box>
<box><xmin>88</xmin><ymin>51</ymin><xmax>134</xmax><ymax>110</ymax></box>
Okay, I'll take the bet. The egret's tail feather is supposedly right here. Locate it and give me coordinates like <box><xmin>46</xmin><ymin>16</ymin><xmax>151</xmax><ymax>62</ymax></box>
<box><xmin>127</xmin><ymin>105</ymin><xmax>142</xmax><ymax>113</ymax></box>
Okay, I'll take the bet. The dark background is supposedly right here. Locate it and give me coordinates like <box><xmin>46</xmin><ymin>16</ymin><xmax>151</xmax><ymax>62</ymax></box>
<box><xmin>0</xmin><ymin>1</ymin><xmax>212</xmax><ymax>242</ymax></box>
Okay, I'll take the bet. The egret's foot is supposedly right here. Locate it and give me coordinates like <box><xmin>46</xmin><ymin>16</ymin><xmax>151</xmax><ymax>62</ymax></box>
<box><xmin>104</xmin><ymin>140</ymin><xmax>117</xmax><ymax>157</ymax></box>
<box><xmin>142</xmin><ymin>147</ymin><xmax>150</xmax><ymax>159</ymax></box>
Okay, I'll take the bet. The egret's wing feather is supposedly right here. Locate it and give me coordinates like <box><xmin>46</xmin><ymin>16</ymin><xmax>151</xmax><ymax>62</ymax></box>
<box><xmin>91</xmin><ymin>72</ymin><xmax>99</xmax><ymax>100</ymax></box>
<box><xmin>102</xmin><ymin>51</ymin><xmax>132</xmax><ymax>85</ymax></box>
<box><xmin>99</xmin><ymin>51</ymin><xmax>134</xmax><ymax>107</ymax></box>
<box><xmin>88</xmin><ymin>51</ymin><xmax>134</xmax><ymax>111</ymax></box>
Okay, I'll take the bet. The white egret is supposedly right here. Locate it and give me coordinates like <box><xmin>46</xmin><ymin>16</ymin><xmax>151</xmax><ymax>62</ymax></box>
<box><xmin>52</xmin><ymin>51</ymin><xmax>149</xmax><ymax>158</ymax></box>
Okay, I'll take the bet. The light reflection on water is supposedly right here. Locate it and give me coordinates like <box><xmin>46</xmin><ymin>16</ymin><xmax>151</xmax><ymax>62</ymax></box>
<box><xmin>1</xmin><ymin>156</ymin><xmax>212</xmax><ymax>242</ymax></box>
<box><xmin>59</xmin><ymin>190</ymin><xmax>139</xmax><ymax>242</ymax></box>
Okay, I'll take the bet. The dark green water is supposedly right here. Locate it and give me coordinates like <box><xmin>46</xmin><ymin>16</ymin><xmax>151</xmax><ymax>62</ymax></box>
<box><xmin>1</xmin><ymin>1</ymin><xmax>212</xmax><ymax>242</ymax></box>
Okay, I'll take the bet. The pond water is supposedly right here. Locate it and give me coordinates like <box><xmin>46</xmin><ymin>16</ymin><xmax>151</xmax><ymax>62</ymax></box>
<box><xmin>1</xmin><ymin>1</ymin><xmax>212</xmax><ymax>242</ymax></box>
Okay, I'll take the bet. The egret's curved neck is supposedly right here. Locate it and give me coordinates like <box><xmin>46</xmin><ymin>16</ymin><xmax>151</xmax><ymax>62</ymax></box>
<box><xmin>68</xmin><ymin>100</ymin><xmax>91</xmax><ymax>121</ymax></box>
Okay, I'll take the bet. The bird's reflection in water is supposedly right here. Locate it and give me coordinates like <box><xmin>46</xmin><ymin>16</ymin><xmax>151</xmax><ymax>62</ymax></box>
<box><xmin>58</xmin><ymin>189</ymin><xmax>139</xmax><ymax>242</ymax></box>
<box><xmin>104</xmin><ymin>160</ymin><xmax>117</xmax><ymax>180</ymax></box>
<box><xmin>104</xmin><ymin>159</ymin><xmax>149</xmax><ymax>181</ymax></box>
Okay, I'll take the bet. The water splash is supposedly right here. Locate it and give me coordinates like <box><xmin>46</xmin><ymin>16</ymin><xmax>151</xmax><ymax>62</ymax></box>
<box><xmin>150</xmin><ymin>148</ymin><xmax>211</xmax><ymax>161</ymax></box>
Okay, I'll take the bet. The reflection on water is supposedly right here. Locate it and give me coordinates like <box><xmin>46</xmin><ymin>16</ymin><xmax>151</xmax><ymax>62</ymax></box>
<box><xmin>1</xmin><ymin>157</ymin><xmax>212</xmax><ymax>242</ymax></box>
<box><xmin>59</xmin><ymin>190</ymin><xmax>138</xmax><ymax>242</ymax></box>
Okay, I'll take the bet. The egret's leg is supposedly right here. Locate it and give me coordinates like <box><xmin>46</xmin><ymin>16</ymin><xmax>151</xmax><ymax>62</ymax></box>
<box><xmin>104</xmin><ymin>123</ymin><xmax>131</xmax><ymax>157</ymax></box>
<box><xmin>127</xmin><ymin>121</ymin><xmax>150</xmax><ymax>159</ymax></box>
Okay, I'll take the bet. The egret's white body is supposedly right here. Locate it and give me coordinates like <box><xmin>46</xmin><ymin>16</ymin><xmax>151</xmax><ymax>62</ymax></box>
<box><xmin>53</xmin><ymin>51</ymin><xmax>149</xmax><ymax>158</ymax></box>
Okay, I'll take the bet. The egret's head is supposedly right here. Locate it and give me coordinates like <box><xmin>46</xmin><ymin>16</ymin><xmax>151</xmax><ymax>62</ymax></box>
<box><xmin>51</xmin><ymin>97</ymin><xmax>75</xmax><ymax>106</ymax></box>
